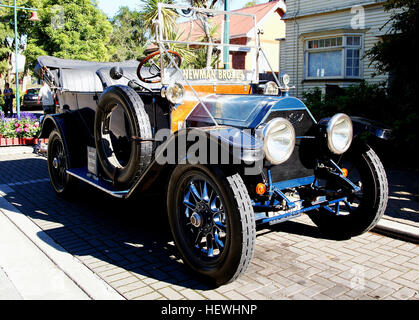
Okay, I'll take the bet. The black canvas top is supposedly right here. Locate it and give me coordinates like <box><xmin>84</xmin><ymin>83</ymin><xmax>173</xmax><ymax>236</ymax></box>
<box><xmin>35</xmin><ymin>56</ymin><xmax>158</xmax><ymax>92</ymax></box>
<box><xmin>36</xmin><ymin>56</ymin><xmax>140</xmax><ymax>71</ymax></box>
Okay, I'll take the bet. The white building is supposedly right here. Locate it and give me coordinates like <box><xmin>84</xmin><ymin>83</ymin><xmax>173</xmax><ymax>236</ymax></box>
<box><xmin>279</xmin><ymin>0</ymin><xmax>394</xmax><ymax>98</ymax></box>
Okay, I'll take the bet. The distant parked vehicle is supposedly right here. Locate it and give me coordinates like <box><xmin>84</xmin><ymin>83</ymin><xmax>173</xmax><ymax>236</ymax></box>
<box><xmin>22</xmin><ymin>88</ymin><xmax>41</xmax><ymax>109</ymax></box>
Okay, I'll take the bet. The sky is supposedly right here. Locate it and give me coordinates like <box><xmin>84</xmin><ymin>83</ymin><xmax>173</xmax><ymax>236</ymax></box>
<box><xmin>96</xmin><ymin>0</ymin><xmax>256</xmax><ymax>17</ymax></box>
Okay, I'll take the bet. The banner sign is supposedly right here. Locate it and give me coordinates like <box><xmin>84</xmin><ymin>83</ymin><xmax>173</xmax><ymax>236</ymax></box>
<box><xmin>11</xmin><ymin>53</ymin><xmax>26</xmax><ymax>73</ymax></box>
<box><xmin>177</xmin><ymin>69</ymin><xmax>256</xmax><ymax>83</ymax></box>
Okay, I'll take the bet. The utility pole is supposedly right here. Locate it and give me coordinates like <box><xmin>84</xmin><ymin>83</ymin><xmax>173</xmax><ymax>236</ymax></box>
<box><xmin>223</xmin><ymin>0</ymin><xmax>230</xmax><ymax>69</ymax></box>
<box><xmin>13</xmin><ymin>0</ymin><xmax>19</xmax><ymax>115</ymax></box>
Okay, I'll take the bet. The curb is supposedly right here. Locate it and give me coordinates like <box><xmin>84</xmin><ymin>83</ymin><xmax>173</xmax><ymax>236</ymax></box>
<box><xmin>373</xmin><ymin>218</ymin><xmax>419</xmax><ymax>244</ymax></box>
<box><xmin>0</xmin><ymin>146</ymin><xmax>36</xmax><ymax>156</ymax></box>
<box><xmin>0</xmin><ymin>189</ymin><xmax>125</xmax><ymax>300</ymax></box>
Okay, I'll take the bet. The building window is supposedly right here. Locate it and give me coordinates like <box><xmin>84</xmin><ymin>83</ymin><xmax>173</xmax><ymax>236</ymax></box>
<box><xmin>305</xmin><ymin>35</ymin><xmax>362</xmax><ymax>79</ymax></box>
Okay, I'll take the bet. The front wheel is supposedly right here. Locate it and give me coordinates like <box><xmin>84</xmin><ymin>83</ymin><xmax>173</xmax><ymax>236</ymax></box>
<box><xmin>309</xmin><ymin>143</ymin><xmax>388</xmax><ymax>239</ymax></box>
<box><xmin>167</xmin><ymin>165</ymin><xmax>256</xmax><ymax>286</ymax></box>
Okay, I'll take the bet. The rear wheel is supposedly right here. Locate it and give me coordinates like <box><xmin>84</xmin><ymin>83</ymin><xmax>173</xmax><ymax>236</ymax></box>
<box><xmin>47</xmin><ymin>129</ymin><xmax>78</xmax><ymax>196</ymax></box>
<box><xmin>167</xmin><ymin>165</ymin><xmax>256</xmax><ymax>286</ymax></box>
<box><xmin>309</xmin><ymin>143</ymin><xmax>388</xmax><ymax>239</ymax></box>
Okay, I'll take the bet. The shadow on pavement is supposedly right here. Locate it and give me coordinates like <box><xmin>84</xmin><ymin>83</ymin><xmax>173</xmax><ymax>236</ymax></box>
<box><xmin>0</xmin><ymin>158</ymin><xmax>213</xmax><ymax>292</ymax></box>
<box><xmin>385</xmin><ymin>169</ymin><xmax>419</xmax><ymax>225</ymax></box>
<box><xmin>2</xmin><ymin>157</ymin><xmax>417</xmax><ymax>295</ymax></box>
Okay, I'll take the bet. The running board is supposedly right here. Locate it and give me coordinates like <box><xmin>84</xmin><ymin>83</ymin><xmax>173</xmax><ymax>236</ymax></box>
<box><xmin>67</xmin><ymin>167</ymin><xmax>129</xmax><ymax>199</ymax></box>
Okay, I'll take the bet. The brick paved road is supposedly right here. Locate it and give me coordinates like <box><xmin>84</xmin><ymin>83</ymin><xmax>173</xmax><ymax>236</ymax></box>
<box><xmin>0</xmin><ymin>152</ymin><xmax>418</xmax><ymax>300</ymax></box>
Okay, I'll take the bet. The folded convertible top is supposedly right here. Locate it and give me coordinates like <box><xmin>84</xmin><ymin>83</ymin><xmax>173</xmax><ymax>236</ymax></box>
<box><xmin>35</xmin><ymin>56</ymin><xmax>142</xmax><ymax>92</ymax></box>
<box><xmin>36</xmin><ymin>56</ymin><xmax>139</xmax><ymax>72</ymax></box>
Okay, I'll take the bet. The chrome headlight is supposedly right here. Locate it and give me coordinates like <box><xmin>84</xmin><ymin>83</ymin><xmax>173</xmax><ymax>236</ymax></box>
<box><xmin>162</xmin><ymin>82</ymin><xmax>185</xmax><ymax>105</ymax></box>
<box><xmin>261</xmin><ymin>118</ymin><xmax>296</xmax><ymax>165</ymax></box>
<box><xmin>327</xmin><ymin>113</ymin><xmax>353</xmax><ymax>154</ymax></box>
<box><xmin>263</xmin><ymin>81</ymin><xmax>279</xmax><ymax>96</ymax></box>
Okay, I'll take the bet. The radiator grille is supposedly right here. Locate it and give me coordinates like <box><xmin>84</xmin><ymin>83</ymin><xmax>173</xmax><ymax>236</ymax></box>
<box><xmin>264</xmin><ymin>110</ymin><xmax>314</xmax><ymax>137</ymax></box>
<box><xmin>264</xmin><ymin>110</ymin><xmax>316</xmax><ymax>183</ymax></box>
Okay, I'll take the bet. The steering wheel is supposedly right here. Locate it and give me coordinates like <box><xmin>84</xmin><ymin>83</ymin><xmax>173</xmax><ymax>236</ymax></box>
<box><xmin>137</xmin><ymin>50</ymin><xmax>182</xmax><ymax>84</ymax></box>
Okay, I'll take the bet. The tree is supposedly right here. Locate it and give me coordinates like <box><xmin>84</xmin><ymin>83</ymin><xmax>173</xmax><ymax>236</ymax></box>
<box><xmin>109</xmin><ymin>7</ymin><xmax>146</xmax><ymax>62</ymax></box>
<box><xmin>139</xmin><ymin>0</ymin><xmax>178</xmax><ymax>39</ymax></box>
<box><xmin>365</xmin><ymin>0</ymin><xmax>419</xmax><ymax>165</ymax></box>
<box><xmin>366</xmin><ymin>0</ymin><xmax>419</xmax><ymax>97</ymax></box>
<box><xmin>0</xmin><ymin>3</ymin><xmax>35</xmax><ymax>78</ymax></box>
<box><xmin>0</xmin><ymin>11</ymin><xmax>12</xmax><ymax>77</ymax></box>
<box><xmin>187</xmin><ymin>0</ymin><xmax>223</xmax><ymax>68</ymax></box>
<box><xmin>138</xmin><ymin>0</ymin><xmax>223</xmax><ymax>68</ymax></box>
<box><xmin>20</xmin><ymin>0</ymin><xmax>114</xmax><ymax>69</ymax></box>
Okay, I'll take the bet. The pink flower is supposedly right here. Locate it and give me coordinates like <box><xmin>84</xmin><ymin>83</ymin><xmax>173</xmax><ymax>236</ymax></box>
<box><xmin>24</xmin><ymin>128</ymin><xmax>29</xmax><ymax>133</ymax></box>
<box><xmin>16</xmin><ymin>128</ymin><xmax>22</xmax><ymax>133</ymax></box>
<box><xmin>34</xmin><ymin>122</ymin><xmax>40</xmax><ymax>128</ymax></box>
<box><xmin>24</xmin><ymin>123</ymin><xmax>30</xmax><ymax>128</ymax></box>
<box><xmin>15</xmin><ymin>123</ymin><xmax>21</xmax><ymax>128</ymax></box>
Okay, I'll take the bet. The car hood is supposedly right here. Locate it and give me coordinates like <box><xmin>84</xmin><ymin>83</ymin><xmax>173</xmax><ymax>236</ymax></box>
<box><xmin>186</xmin><ymin>94</ymin><xmax>309</xmax><ymax>128</ymax></box>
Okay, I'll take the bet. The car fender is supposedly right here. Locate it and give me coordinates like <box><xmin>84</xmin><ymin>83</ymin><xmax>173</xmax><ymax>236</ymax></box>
<box><xmin>127</xmin><ymin>126</ymin><xmax>265</xmax><ymax>196</ymax></box>
<box><xmin>318</xmin><ymin>116</ymin><xmax>393</xmax><ymax>141</ymax></box>
<box><xmin>350</xmin><ymin>116</ymin><xmax>393</xmax><ymax>141</ymax></box>
<box><xmin>159</xmin><ymin>127</ymin><xmax>264</xmax><ymax>165</ymax></box>
<box><xmin>39</xmin><ymin>112</ymin><xmax>88</xmax><ymax>168</ymax></box>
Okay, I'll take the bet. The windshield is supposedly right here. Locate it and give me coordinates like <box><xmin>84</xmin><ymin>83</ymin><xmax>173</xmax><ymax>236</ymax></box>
<box><xmin>155</xmin><ymin>3</ymin><xmax>260</xmax><ymax>85</ymax></box>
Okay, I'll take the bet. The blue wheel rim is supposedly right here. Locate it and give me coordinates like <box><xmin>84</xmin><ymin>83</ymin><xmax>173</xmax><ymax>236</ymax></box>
<box><xmin>181</xmin><ymin>177</ymin><xmax>227</xmax><ymax>261</ymax></box>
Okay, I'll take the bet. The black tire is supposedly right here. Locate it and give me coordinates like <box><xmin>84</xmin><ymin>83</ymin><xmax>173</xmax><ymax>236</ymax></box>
<box><xmin>309</xmin><ymin>143</ymin><xmax>388</xmax><ymax>239</ymax></box>
<box><xmin>167</xmin><ymin>165</ymin><xmax>256</xmax><ymax>287</ymax></box>
<box><xmin>94</xmin><ymin>85</ymin><xmax>152</xmax><ymax>187</ymax></box>
<box><xmin>47</xmin><ymin>129</ymin><xmax>78</xmax><ymax>196</ymax></box>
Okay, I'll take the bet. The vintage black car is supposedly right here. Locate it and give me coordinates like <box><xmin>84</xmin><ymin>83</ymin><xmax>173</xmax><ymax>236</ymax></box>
<box><xmin>36</xmin><ymin>4</ymin><xmax>389</xmax><ymax>286</ymax></box>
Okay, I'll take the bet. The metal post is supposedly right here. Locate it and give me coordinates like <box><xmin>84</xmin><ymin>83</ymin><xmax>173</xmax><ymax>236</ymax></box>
<box><xmin>0</xmin><ymin>2</ymin><xmax>39</xmax><ymax>118</ymax></box>
<box><xmin>223</xmin><ymin>0</ymin><xmax>230</xmax><ymax>69</ymax></box>
<box><xmin>13</xmin><ymin>0</ymin><xmax>20</xmax><ymax>117</ymax></box>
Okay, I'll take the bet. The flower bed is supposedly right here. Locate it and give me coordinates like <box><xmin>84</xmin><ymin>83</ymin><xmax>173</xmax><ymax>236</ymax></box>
<box><xmin>0</xmin><ymin>137</ymin><xmax>48</xmax><ymax>147</ymax></box>
<box><xmin>0</xmin><ymin>112</ymin><xmax>44</xmax><ymax>146</ymax></box>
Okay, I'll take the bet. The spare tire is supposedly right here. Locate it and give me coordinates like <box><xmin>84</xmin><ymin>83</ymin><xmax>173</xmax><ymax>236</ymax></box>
<box><xmin>94</xmin><ymin>85</ymin><xmax>152</xmax><ymax>187</ymax></box>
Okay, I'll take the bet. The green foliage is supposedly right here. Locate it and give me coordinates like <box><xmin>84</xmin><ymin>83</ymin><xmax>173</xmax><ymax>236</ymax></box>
<box><xmin>138</xmin><ymin>0</ymin><xmax>222</xmax><ymax>69</ymax></box>
<box><xmin>109</xmin><ymin>7</ymin><xmax>145</xmax><ymax>62</ymax></box>
<box><xmin>165</xmin><ymin>28</ymin><xmax>197</xmax><ymax>66</ymax></box>
<box><xmin>302</xmin><ymin>82</ymin><xmax>390</xmax><ymax>121</ymax></box>
<box><xmin>0</xmin><ymin>5</ymin><xmax>17</xmax><ymax>76</ymax></box>
<box><xmin>139</xmin><ymin>0</ymin><xmax>178</xmax><ymax>39</ymax></box>
<box><xmin>186</xmin><ymin>21</ymin><xmax>221</xmax><ymax>69</ymax></box>
<box><xmin>363</xmin><ymin>0</ymin><xmax>419</xmax><ymax>167</ymax></box>
<box><xmin>302</xmin><ymin>81</ymin><xmax>419</xmax><ymax>167</ymax></box>
<box><xmin>2</xmin><ymin>0</ymin><xmax>115</xmax><ymax>70</ymax></box>
<box><xmin>43</xmin><ymin>0</ymin><xmax>112</xmax><ymax>61</ymax></box>
<box><xmin>366</xmin><ymin>0</ymin><xmax>419</xmax><ymax>76</ymax></box>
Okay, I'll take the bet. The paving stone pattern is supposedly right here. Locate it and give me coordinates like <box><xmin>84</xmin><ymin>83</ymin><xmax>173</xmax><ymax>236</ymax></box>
<box><xmin>0</xmin><ymin>153</ymin><xmax>418</xmax><ymax>300</ymax></box>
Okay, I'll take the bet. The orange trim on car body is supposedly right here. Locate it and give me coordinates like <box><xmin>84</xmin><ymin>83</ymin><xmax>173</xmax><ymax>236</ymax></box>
<box><xmin>171</xmin><ymin>84</ymin><xmax>253</xmax><ymax>132</ymax></box>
